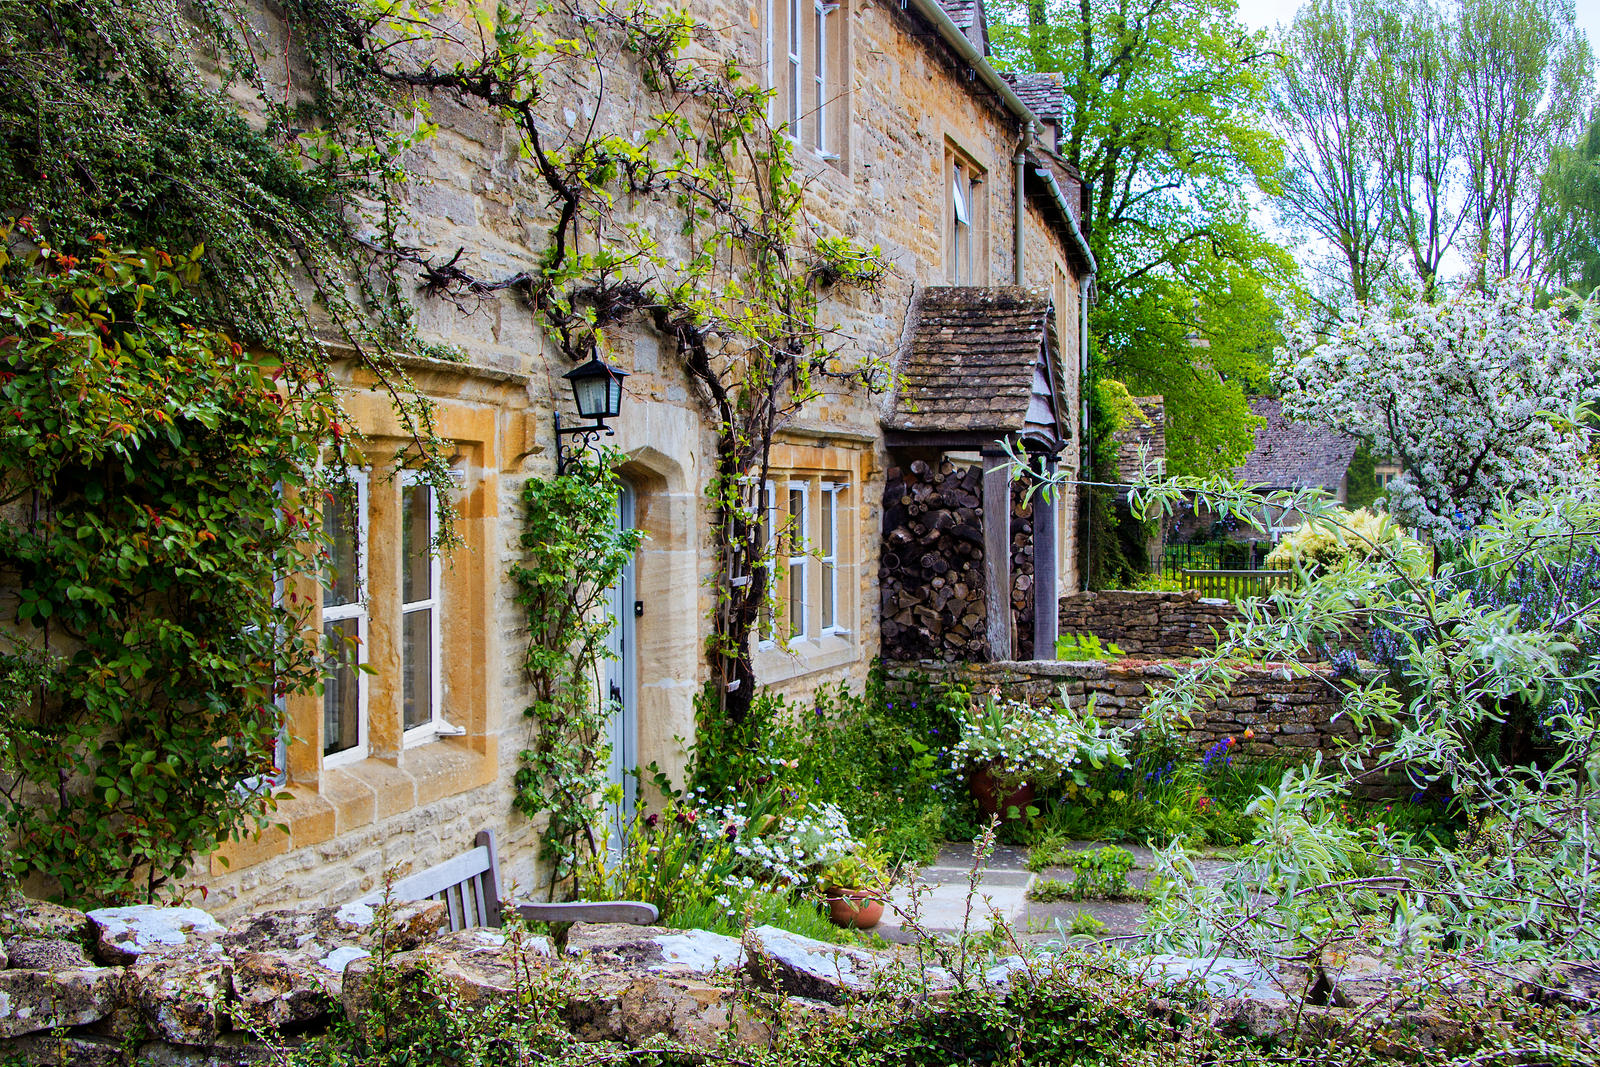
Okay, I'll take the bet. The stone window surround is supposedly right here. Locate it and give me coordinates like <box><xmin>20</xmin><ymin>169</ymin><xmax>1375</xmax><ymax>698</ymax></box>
<box><xmin>205</xmin><ymin>365</ymin><xmax>518</xmax><ymax>881</ymax></box>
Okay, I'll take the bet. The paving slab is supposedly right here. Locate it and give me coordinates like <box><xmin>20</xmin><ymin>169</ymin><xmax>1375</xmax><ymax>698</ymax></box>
<box><xmin>875</xmin><ymin>840</ymin><xmax>1238</xmax><ymax>949</ymax></box>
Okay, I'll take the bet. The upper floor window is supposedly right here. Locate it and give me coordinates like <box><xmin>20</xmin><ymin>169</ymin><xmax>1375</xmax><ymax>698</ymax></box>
<box><xmin>766</xmin><ymin>0</ymin><xmax>845</xmax><ymax>163</ymax></box>
<box><xmin>946</xmin><ymin>150</ymin><xmax>987</xmax><ymax>284</ymax></box>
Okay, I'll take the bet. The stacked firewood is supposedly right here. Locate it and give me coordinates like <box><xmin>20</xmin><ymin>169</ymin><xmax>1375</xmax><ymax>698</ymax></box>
<box><xmin>1011</xmin><ymin>483</ymin><xmax>1035</xmax><ymax>660</ymax></box>
<box><xmin>879</xmin><ymin>458</ymin><xmax>989</xmax><ymax>660</ymax></box>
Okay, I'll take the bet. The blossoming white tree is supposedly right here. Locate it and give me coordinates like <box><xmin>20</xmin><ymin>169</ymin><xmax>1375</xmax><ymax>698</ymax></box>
<box><xmin>1276</xmin><ymin>279</ymin><xmax>1600</xmax><ymax>538</ymax></box>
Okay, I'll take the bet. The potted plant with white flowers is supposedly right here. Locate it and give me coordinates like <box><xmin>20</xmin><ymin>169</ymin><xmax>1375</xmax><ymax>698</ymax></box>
<box><xmin>952</xmin><ymin>692</ymin><xmax>1129</xmax><ymax>819</ymax></box>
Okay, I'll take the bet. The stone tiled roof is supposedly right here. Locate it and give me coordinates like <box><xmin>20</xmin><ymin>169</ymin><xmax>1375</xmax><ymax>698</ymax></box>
<box><xmin>938</xmin><ymin>0</ymin><xmax>989</xmax><ymax>54</ymax></box>
<box><xmin>1237</xmin><ymin>397</ymin><xmax>1359</xmax><ymax>491</ymax></box>
<box><xmin>886</xmin><ymin>287</ymin><xmax>1060</xmax><ymax>437</ymax></box>
<box><xmin>1001</xmin><ymin>72</ymin><xmax>1066</xmax><ymax>125</ymax></box>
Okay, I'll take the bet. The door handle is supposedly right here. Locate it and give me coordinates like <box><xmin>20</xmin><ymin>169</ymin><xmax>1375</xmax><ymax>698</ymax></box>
<box><xmin>610</xmin><ymin>682</ymin><xmax>623</xmax><ymax>706</ymax></box>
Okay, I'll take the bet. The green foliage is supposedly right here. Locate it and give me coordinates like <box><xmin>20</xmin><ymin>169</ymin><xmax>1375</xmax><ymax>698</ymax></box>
<box><xmin>1541</xmin><ymin>107</ymin><xmax>1600</xmax><ymax>298</ymax></box>
<box><xmin>578</xmin><ymin>799</ymin><xmax>742</xmax><ymax>922</ymax></box>
<box><xmin>1128</xmin><ymin>572</ymin><xmax>1187</xmax><ymax>592</ymax></box>
<box><xmin>0</xmin><ymin>0</ymin><xmax>454</xmax><ymax>492</ymax></box>
<box><xmin>1056</xmin><ymin>633</ymin><xmax>1124</xmax><ymax>661</ymax></box>
<box><xmin>1343</xmin><ymin>442</ymin><xmax>1380</xmax><ymax>511</ymax></box>
<box><xmin>822</xmin><ymin>843</ymin><xmax>891</xmax><ymax>892</ymax></box>
<box><xmin>1029</xmin><ymin>846</ymin><xmax>1137</xmax><ymax>900</ymax></box>
<box><xmin>0</xmin><ymin>237</ymin><xmax>334</xmax><ymax>903</ymax></box>
<box><xmin>687</xmin><ymin>668</ymin><xmax>964</xmax><ymax>867</ymax></box>
<box><xmin>1263</xmin><ymin>508</ymin><xmax>1426</xmax><ymax>575</ymax></box>
<box><xmin>991</xmin><ymin>0</ymin><xmax>1292</xmax><ymax>479</ymax></box>
<box><xmin>510</xmin><ymin>451</ymin><xmax>643</xmax><ymax>887</ymax></box>
<box><xmin>1026</xmin><ymin>876</ymin><xmax>1075</xmax><ymax>902</ymax></box>
<box><xmin>1123</xmin><ymin>474</ymin><xmax>1600</xmax><ymax>962</ymax></box>
<box><xmin>1025</xmin><ymin>737</ymin><xmax>1289</xmax><ymax>849</ymax></box>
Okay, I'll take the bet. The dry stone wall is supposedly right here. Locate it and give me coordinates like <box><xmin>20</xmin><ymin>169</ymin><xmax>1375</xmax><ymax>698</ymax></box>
<box><xmin>1058</xmin><ymin>590</ymin><xmax>1242</xmax><ymax>658</ymax></box>
<box><xmin>888</xmin><ymin>658</ymin><xmax>1356</xmax><ymax>758</ymax></box>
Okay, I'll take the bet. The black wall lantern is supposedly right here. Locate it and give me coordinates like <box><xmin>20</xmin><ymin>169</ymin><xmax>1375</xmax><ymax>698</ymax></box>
<box><xmin>554</xmin><ymin>355</ymin><xmax>629</xmax><ymax>475</ymax></box>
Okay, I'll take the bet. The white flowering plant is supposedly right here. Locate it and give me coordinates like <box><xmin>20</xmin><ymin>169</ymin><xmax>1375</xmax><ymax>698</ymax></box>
<box><xmin>1276</xmin><ymin>278</ymin><xmax>1600</xmax><ymax>539</ymax></box>
<box><xmin>951</xmin><ymin>693</ymin><xmax>1129</xmax><ymax>790</ymax></box>
<box><xmin>696</xmin><ymin>787</ymin><xmax>859</xmax><ymax>890</ymax></box>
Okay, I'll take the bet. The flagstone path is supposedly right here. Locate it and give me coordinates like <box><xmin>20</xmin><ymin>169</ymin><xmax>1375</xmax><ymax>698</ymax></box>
<box><xmin>876</xmin><ymin>841</ymin><xmax>1236</xmax><ymax>948</ymax></box>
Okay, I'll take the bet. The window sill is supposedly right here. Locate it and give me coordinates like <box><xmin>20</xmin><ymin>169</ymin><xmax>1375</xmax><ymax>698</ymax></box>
<box><xmin>755</xmin><ymin>630</ymin><xmax>860</xmax><ymax>684</ymax></box>
<box><xmin>208</xmin><ymin>737</ymin><xmax>497</xmax><ymax>876</ymax></box>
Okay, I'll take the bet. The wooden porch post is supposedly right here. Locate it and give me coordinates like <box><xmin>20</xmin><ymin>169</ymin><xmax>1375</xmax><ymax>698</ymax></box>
<box><xmin>981</xmin><ymin>443</ymin><xmax>1013</xmax><ymax>662</ymax></box>
<box><xmin>1032</xmin><ymin>454</ymin><xmax>1059</xmax><ymax>660</ymax></box>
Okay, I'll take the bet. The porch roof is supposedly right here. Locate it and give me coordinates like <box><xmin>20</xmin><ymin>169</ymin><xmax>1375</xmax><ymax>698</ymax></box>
<box><xmin>884</xmin><ymin>286</ymin><xmax>1067</xmax><ymax>449</ymax></box>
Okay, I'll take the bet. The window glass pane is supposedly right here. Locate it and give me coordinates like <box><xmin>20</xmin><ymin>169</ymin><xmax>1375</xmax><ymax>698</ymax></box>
<box><xmin>403</xmin><ymin>607</ymin><xmax>433</xmax><ymax>731</ymax></box>
<box><xmin>820</xmin><ymin>490</ymin><xmax>834</xmax><ymax>556</ymax></box>
<box><xmin>813</xmin><ymin>3</ymin><xmax>825</xmax><ymax>151</ymax></box>
<box><xmin>821</xmin><ymin>488</ymin><xmax>835</xmax><ymax>630</ymax></box>
<box><xmin>402</xmin><ymin>483</ymin><xmax>432</xmax><ymax>604</ymax></box>
<box><xmin>324</xmin><ymin>492</ymin><xmax>358</xmax><ymax>608</ymax></box>
<box><xmin>789</xmin><ymin>559</ymin><xmax>805</xmax><ymax>635</ymax></box>
<box><xmin>788</xmin><ymin>487</ymin><xmax>805</xmax><ymax>540</ymax></box>
<box><xmin>821</xmin><ymin>559</ymin><xmax>834</xmax><ymax>630</ymax></box>
<box><xmin>323</xmin><ymin>619</ymin><xmax>360</xmax><ymax>756</ymax></box>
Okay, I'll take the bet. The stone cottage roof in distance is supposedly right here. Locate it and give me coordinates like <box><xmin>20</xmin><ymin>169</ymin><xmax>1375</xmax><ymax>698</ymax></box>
<box><xmin>885</xmin><ymin>286</ymin><xmax>1064</xmax><ymax>442</ymax></box>
<box><xmin>1236</xmin><ymin>397</ymin><xmax>1359</xmax><ymax>492</ymax></box>
<box><xmin>1000</xmin><ymin>72</ymin><xmax>1067</xmax><ymax>126</ymax></box>
<box><xmin>938</xmin><ymin>0</ymin><xmax>990</xmax><ymax>54</ymax></box>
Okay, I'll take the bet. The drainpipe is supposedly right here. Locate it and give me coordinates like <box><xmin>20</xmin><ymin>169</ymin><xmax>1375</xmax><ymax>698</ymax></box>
<box><xmin>1014</xmin><ymin>145</ymin><xmax>1027</xmax><ymax>285</ymax></box>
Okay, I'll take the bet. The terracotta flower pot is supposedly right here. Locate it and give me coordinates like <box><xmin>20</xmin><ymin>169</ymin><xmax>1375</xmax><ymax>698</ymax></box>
<box><xmin>825</xmin><ymin>887</ymin><xmax>885</xmax><ymax>929</ymax></box>
<box><xmin>969</xmin><ymin>764</ymin><xmax>1036</xmax><ymax>820</ymax></box>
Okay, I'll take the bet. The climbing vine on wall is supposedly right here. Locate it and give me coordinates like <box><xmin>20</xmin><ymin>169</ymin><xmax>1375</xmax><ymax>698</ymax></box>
<box><xmin>510</xmin><ymin>450</ymin><xmax>642</xmax><ymax>887</ymax></box>
<box><xmin>354</xmin><ymin>0</ymin><xmax>890</xmax><ymax>722</ymax></box>
<box><xmin>0</xmin><ymin>234</ymin><xmax>334</xmax><ymax>903</ymax></box>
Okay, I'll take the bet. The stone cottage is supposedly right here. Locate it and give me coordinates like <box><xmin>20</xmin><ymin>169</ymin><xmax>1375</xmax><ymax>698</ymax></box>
<box><xmin>113</xmin><ymin>0</ymin><xmax>1098</xmax><ymax>915</ymax></box>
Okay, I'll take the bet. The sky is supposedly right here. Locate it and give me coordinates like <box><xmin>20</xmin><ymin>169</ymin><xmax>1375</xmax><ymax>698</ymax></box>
<box><xmin>1231</xmin><ymin>0</ymin><xmax>1600</xmax><ymax>45</ymax></box>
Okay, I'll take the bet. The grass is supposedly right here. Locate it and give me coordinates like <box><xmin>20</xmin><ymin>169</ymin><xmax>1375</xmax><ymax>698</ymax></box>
<box><xmin>667</xmin><ymin>888</ymin><xmax>882</xmax><ymax>947</ymax></box>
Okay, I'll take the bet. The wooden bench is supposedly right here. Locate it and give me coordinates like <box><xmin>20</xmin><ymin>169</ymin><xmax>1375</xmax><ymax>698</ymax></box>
<box><xmin>357</xmin><ymin>829</ymin><xmax>658</xmax><ymax>932</ymax></box>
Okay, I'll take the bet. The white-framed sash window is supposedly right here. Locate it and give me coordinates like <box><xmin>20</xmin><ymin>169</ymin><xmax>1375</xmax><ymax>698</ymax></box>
<box><xmin>786</xmin><ymin>481</ymin><xmax>809</xmax><ymax>643</ymax></box>
<box><xmin>787</xmin><ymin>0</ymin><xmax>804</xmax><ymax>140</ymax></box>
<box><xmin>401</xmin><ymin>473</ymin><xmax>447</xmax><ymax>743</ymax></box>
<box><xmin>322</xmin><ymin>471</ymin><xmax>368</xmax><ymax>766</ymax></box>
<box><xmin>820</xmin><ymin>482</ymin><xmax>843</xmax><ymax>633</ymax></box>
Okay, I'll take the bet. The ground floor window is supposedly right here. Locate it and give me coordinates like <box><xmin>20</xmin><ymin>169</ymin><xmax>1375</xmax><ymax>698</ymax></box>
<box><xmin>760</xmin><ymin>472</ymin><xmax>851</xmax><ymax>647</ymax></box>
<box><xmin>322</xmin><ymin>471</ymin><xmax>368</xmax><ymax>765</ymax></box>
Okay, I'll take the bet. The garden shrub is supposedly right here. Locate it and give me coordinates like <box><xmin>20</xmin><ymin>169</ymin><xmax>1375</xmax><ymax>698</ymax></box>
<box><xmin>1264</xmin><ymin>507</ymin><xmax>1425</xmax><ymax>574</ymax></box>
<box><xmin>0</xmin><ymin>238</ymin><xmax>338</xmax><ymax>903</ymax></box>
<box><xmin>685</xmin><ymin>667</ymin><xmax>963</xmax><ymax>866</ymax></box>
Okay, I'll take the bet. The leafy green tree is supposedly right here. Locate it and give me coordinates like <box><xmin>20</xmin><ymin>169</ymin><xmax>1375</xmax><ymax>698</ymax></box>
<box><xmin>992</xmin><ymin>0</ymin><xmax>1293</xmax><ymax>478</ymax></box>
<box><xmin>1540</xmin><ymin>108</ymin><xmax>1600</xmax><ymax>297</ymax></box>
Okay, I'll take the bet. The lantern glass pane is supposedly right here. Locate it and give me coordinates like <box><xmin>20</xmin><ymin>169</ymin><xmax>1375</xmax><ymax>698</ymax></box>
<box><xmin>573</xmin><ymin>374</ymin><xmax>608</xmax><ymax>418</ymax></box>
<box><xmin>607</xmin><ymin>375</ymin><xmax>623</xmax><ymax>417</ymax></box>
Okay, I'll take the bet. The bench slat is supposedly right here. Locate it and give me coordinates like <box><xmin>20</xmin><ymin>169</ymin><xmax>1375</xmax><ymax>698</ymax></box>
<box><xmin>517</xmin><ymin>901</ymin><xmax>659</xmax><ymax>925</ymax></box>
<box><xmin>357</xmin><ymin>845</ymin><xmax>493</xmax><ymax>908</ymax></box>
